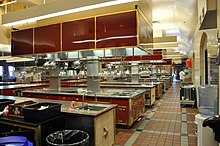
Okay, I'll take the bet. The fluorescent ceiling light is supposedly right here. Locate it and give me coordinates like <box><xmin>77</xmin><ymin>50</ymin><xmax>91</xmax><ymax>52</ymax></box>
<box><xmin>2</xmin><ymin>0</ymin><xmax>139</xmax><ymax>26</ymax></box>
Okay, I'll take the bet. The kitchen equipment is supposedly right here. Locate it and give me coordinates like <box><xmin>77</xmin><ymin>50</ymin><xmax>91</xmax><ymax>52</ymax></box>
<box><xmin>86</xmin><ymin>56</ymin><xmax>100</xmax><ymax>92</ymax></box>
<box><xmin>195</xmin><ymin>114</ymin><xmax>218</xmax><ymax>146</ymax></box>
<box><xmin>0</xmin><ymin>136</ymin><xmax>33</xmax><ymax>146</ymax></box>
<box><xmin>203</xmin><ymin>115</ymin><xmax>220</xmax><ymax>143</ymax></box>
<box><xmin>46</xmin><ymin>130</ymin><xmax>89</xmax><ymax>146</ymax></box>
<box><xmin>198</xmin><ymin>85</ymin><xmax>218</xmax><ymax>115</ymax></box>
<box><xmin>23</xmin><ymin>102</ymin><xmax>61</xmax><ymax>122</ymax></box>
<box><xmin>9</xmin><ymin>100</ymin><xmax>36</xmax><ymax>118</ymax></box>
<box><xmin>131</xmin><ymin>62</ymin><xmax>139</xmax><ymax>83</ymax></box>
<box><xmin>0</xmin><ymin>99</ymin><xmax>15</xmax><ymax>111</ymax></box>
<box><xmin>180</xmin><ymin>85</ymin><xmax>197</xmax><ymax>107</ymax></box>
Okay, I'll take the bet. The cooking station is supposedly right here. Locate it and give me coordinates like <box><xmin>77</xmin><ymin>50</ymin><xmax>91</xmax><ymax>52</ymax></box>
<box><xmin>0</xmin><ymin>95</ymin><xmax>117</xmax><ymax>146</ymax></box>
<box><xmin>22</xmin><ymin>87</ymin><xmax>145</xmax><ymax>127</ymax></box>
<box><xmin>100</xmin><ymin>82</ymin><xmax>157</xmax><ymax>105</ymax></box>
<box><xmin>21</xmin><ymin>57</ymin><xmax>150</xmax><ymax>127</ymax></box>
<box><xmin>141</xmin><ymin>77</ymin><xmax>173</xmax><ymax>91</ymax></box>
<box><xmin>0</xmin><ymin>84</ymin><xmax>48</xmax><ymax>96</ymax></box>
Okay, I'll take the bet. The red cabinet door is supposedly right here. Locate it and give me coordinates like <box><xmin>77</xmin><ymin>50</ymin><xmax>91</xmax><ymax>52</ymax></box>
<box><xmin>34</xmin><ymin>24</ymin><xmax>61</xmax><ymax>54</ymax></box>
<box><xmin>2</xmin><ymin>89</ymin><xmax>15</xmax><ymax>96</ymax></box>
<box><xmin>117</xmin><ymin>106</ymin><xmax>128</xmax><ymax>125</ymax></box>
<box><xmin>62</xmin><ymin>18</ymin><xmax>95</xmax><ymax>51</ymax></box>
<box><xmin>11</xmin><ymin>29</ymin><xmax>33</xmax><ymax>56</ymax></box>
<box><xmin>57</xmin><ymin>96</ymin><xmax>73</xmax><ymax>101</ymax></box>
<box><xmin>96</xmin><ymin>11</ymin><xmax>137</xmax><ymax>48</ymax></box>
<box><xmin>97</xmin><ymin>98</ymin><xmax>111</xmax><ymax>103</ymax></box>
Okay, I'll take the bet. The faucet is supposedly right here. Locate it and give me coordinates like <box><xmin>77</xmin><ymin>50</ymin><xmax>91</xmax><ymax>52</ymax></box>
<box><xmin>82</xmin><ymin>90</ymin><xmax>97</xmax><ymax>110</ymax></box>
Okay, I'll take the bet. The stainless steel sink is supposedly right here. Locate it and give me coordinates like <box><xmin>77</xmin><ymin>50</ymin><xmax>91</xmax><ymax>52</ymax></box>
<box><xmin>76</xmin><ymin>105</ymin><xmax>107</xmax><ymax>111</ymax></box>
<box><xmin>60</xmin><ymin>90</ymin><xmax>77</xmax><ymax>93</ymax></box>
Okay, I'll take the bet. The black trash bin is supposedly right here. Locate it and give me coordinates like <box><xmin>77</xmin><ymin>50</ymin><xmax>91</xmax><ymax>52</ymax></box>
<box><xmin>46</xmin><ymin>130</ymin><xmax>89</xmax><ymax>146</ymax></box>
<box><xmin>203</xmin><ymin>115</ymin><xmax>220</xmax><ymax>142</ymax></box>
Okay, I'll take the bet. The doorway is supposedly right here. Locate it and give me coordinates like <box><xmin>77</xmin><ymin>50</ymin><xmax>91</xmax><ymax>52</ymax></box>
<box><xmin>200</xmin><ymin>33</ymin><xmax>208</xmax><ymax>85</ymax></box>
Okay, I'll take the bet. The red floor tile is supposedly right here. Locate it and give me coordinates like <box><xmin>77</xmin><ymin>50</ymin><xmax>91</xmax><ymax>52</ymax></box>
<box><xmin>115</xmin><ymin>82</ymin><xmax>198</xmax><ymax>146</ymax></box>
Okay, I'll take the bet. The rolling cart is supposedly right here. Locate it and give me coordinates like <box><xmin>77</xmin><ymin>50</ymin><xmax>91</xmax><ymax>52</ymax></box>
<box><xmin>180</xmin><ymin>84</ymin><xmax>197</xmax><ymax>107</ymax></box>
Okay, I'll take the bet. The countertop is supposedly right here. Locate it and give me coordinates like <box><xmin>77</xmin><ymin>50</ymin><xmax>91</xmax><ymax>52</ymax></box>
<box><xmin>0</xmin><ymin>95</ymin><xmax>117</xmax><ymax>116</ymax></box>
<box><xmin>22</xmin><ymin>87</ymin><xmax>146</xmax><ymax>99</ymax></box>
<box><xmin>73</xmin><ymin>82</ymin><xmax>156</xmax><ymax>88</ymax></box>
<box><xmin>0</xmin><ymin>82</ymin><xmax>18</xmax><ymax>85</ymax></box>
<box><xmin>101</xmin><ymin>82</ymin><xmax>157</xmax><ymax>87</ymax></box>
<box><xmin>0</xmin><ymin>83</ymin><xmax>48</xmax><ymax>90</ymax></box>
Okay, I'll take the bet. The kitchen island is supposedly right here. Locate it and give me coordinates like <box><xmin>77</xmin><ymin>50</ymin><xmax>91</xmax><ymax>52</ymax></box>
<box><xmin>100</xmin><ymin>82</ymin><xmax>157</xmax><ymax>104</ymax></box>
<box><xmin>22</xmin><ymin>88</ymin><xmax>146</xmax><ymax>127</ymax></box>
<box><xmin>0</xmin><ymin>83</ymin><xmax>48</xmax><ymax>96</ymax></box>
<box><xmin>0</xmin><ymin>95</ymin><xmax>117</xmax><ymax>146</ymax></box>
<box><xmin>0</xmin><ymin>82</ymin><xmax>18</xmax><ymax>86</ymax></box>
<box><xmin>141</xmin><ymin>77</ymin><xmax>172</xmax><ymax>90</ymax></box>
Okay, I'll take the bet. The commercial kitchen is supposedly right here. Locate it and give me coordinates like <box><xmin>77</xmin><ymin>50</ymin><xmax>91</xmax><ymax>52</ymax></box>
<box><xmin>0</xmin><ymin>0</ymin><xmax>219</xmax><ymax>146</ymax></box>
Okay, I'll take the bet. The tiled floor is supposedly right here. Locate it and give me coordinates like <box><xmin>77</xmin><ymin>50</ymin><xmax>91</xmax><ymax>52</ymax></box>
<box><xmin>115</xmin><ymin>81</ymin><xmax>198</xmax><ymax>146</ymax></box>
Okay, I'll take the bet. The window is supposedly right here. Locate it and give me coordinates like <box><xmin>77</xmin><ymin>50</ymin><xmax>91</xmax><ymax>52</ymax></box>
<box><xmin>0</xmin><ymin>66</ymin><xmax>3</xmax><ymax>76</ymax></box>
<box><xmin>8</xmin><ymin>66</ymin><xmax>15</xmax><ymax>77</ymax></box>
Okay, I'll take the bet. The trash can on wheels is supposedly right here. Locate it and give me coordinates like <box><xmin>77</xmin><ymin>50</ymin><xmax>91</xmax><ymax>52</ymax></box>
<box><xmin>46</xmin><ymin>130</ymin><xmax>89</xmax><ymax>146</ymax></box>
<box><xmin>0</xmin><ymin>136</ymin><xmax>33</xmax><ymax>146</ymax></box>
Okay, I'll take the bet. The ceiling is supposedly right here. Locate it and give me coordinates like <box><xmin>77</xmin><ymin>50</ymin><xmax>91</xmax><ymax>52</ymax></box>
<box><xmin>146</xmin><ymin>0</ymin><xmax>198</xmax><ymax>56</ymax></box>
<box><xmin>0</xmin><ymin>0</ymin><xmax>199</xmax><ymax>62</ymax></box>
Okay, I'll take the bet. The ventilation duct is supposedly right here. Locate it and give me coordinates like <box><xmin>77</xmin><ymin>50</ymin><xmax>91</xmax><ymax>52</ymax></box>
<box><xmin>57</xmin><ymin>52</ymin><xmax>68</xmax><ymax>60</ymax></box>
<box><xmin>199</xmin><ymin>0</ymin><xmax>217</xmax><ymax>30</ymax></box>
<box><xmin>80</xmin><ymin>50</ymin><xmax>94</xmax><ymax>58</ymax></box>
<box><xmin>46</xmin><ymin>52</ymin><xmax>68</xmax><ymax>61</ymax></box>
<box><xmin>37</xmin><ymin>47</ymin><xmax>149</xmax><ymax>61</ymax></box>
<box><xmin>110</xmin><ymin>48</ymin><xmax>126</xmax><ymax>56</ymax></box>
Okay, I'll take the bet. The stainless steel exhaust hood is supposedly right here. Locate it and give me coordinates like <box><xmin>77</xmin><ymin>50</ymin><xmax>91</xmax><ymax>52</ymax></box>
<box><xmin>41</xmin><ymin>47</ymin><xmax>150</xmax><ymax>61</ymax></box>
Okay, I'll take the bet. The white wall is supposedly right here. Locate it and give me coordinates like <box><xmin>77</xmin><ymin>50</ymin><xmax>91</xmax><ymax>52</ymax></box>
<box><xmin>191</xmin><ymin>26</ymin><xmax>218</xmax><ymax>86</ymax></box>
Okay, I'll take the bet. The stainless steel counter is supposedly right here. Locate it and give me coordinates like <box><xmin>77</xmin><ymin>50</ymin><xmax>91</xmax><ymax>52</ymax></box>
<box><xmin>22</xmin><ymin>87</ymin><xmax>145</xmax><ymax>99</ymax></box>
<box><xmin>0</xmin><ymin>82</ymin><xmax>18</xmax><ymax>85</ymax></box>
<box><xmin>0</xmin><ymin>83</ymin><xmax>47</xmax><ymax>90</ymax></box>
<box><xmin>0</xmin><ymin>95</ymin><xmax>117</xmax><ymax>116</ymax></box>
<box><xmin>101</xmin><ymin>82</ymin><xmax>156</xmax><ymax>88</ymax></box>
